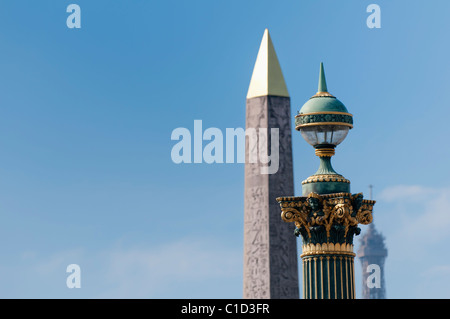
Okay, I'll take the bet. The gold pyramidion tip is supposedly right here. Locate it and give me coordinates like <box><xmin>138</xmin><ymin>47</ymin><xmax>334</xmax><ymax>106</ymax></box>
<box><xmin>246</xmin><ymin>29</ymin><xmax>289</xmax><ymax>99</ymax></box>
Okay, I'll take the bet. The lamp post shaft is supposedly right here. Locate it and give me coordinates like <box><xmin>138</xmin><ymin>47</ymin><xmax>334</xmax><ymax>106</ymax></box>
<box><xmin>277</xmin><ymin>63</ymin><xmax>375</xmax><ymax>299</ymax></box>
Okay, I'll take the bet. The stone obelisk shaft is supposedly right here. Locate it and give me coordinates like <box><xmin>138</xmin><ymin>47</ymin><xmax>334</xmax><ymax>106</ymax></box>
<box><xmin>243</xmin><ymin>29</ymin><xmax>299</xmax><ymax>299</ymax></box>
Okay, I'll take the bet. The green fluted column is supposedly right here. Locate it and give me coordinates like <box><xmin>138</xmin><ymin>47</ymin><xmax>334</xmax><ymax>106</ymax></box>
<box><xmin>302</xmin><ymin>250</ymin><xmax>356</xmax><ymax>299</ymax></box>
<box><xmin>277</xmin><ymin>192</ymin><xmax>375</xmax><ymax>299</ymax></box>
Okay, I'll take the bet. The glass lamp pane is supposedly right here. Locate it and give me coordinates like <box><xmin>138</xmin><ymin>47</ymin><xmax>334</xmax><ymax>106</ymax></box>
<box><xmin>300</xmin><ymin>125</ymin><xmax>349</xmax><ymax>147</ymax></box>
<box><xmin>330</xmin><ymin>126</ymin><xmax>349</xmax><ymax>145</ymax></box>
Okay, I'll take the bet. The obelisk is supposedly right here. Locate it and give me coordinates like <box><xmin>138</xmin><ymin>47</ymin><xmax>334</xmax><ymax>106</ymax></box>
<box><xmin>243</xmin><ymin>29</ymin><xmax>299</xmax><ymax>299</ymax></box>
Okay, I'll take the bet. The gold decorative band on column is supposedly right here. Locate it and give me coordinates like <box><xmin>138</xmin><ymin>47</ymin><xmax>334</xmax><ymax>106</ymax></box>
<box><xmin>301</xmin><ymin>175</ymin><xmax>351</xmax><ymax>185</ymax></box>
<box><xmin>315</xmin><ymin>148</ymin><xmax>335</xmax><ymax>157</ymax></box>
<box><xmin>301</xmin><ymin>243</ymin><xmax>355</xmax><ymax>258</ymax></box>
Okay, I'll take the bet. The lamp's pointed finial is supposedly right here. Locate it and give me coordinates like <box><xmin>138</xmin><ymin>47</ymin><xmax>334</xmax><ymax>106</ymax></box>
<box><xmin>318</xmin><ymin>62</ymin><xmax>328</xmax><ymax>93</ymax></box>
<box><xmin>312</xmin><ymin>62</ymin><xmax>334</xmax><ymax>98</ymax></box>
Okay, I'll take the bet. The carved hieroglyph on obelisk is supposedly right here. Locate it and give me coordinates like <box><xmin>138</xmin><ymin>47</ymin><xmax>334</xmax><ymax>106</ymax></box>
<box><xmin>243</xmin><ymin>29</ymin><xmax>299</xmax><ymax>299</ymax></box>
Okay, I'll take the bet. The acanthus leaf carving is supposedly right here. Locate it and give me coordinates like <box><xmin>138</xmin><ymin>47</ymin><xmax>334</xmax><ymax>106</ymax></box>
<box><xmin>277</xmin><ymin>192</ymin><xmax>375</xmax><ymax>244</ymax></box>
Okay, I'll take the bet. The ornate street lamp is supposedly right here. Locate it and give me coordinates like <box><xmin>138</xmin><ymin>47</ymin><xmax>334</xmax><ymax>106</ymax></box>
<box><xmin>277</xmin><ymin>63</ymin><xmax>375</xmax><ymax>299</ymax></box>
<box><xmin>296</xmin><ymin>62</ymin><xmax>353</xmax><ymax>196</ymax></box>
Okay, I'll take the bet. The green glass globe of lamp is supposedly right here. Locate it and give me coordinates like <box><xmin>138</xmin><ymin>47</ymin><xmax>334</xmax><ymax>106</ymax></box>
<box><xmin>295</xmin><ymin>63</ymin><xmax>354</xmax><ymax>195</ymax></box>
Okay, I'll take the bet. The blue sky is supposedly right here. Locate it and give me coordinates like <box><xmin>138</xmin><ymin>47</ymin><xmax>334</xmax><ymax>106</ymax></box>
<box><xmin>0</xmin><ymin>0</ymin><xmax>449</xmax><ymax>298</ymax></box>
